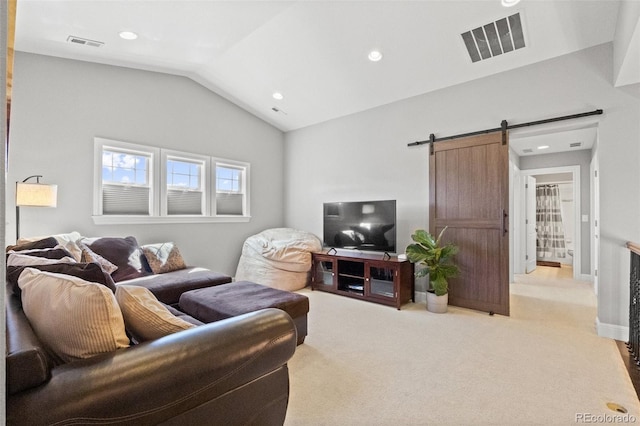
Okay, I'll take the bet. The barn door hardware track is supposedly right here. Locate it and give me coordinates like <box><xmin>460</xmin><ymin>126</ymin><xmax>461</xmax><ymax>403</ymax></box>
<box><xmin>409</xmin><ymin>109</ymin><xmax>603</xmax><ymax>153</ymax></box>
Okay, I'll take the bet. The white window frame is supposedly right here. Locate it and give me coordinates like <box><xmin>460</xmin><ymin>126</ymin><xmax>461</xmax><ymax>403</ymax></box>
<box><xmin>92</xmin><ymin>137</ymin><xmax>250</xmax><ymax>224</ymax></box>
<box><xmin>161</xmin><ymin>150</ymin><xmax>211</xmax><ymax>217</ymax></box>
<box><xmin>93</xmin><ymin>137</ymin><xmax>160</xmax><ymax>217</ymax></box>
<box><xmin>213</xmin><ymin>158</ymin><xmax>250</xmax><ymax>217</ymax></box>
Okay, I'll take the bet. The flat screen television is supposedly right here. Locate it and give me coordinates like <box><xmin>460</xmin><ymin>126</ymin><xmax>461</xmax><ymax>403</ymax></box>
<box><xmin>323</xmin><ymin>200</ymin><xmax>396</xmax><ymax>253</ymax></box>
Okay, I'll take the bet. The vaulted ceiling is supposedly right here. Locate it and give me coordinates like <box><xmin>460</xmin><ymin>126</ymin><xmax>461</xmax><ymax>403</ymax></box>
<box><xmin>11</xmin><ymin>0</ymin><xmax>635</xmax><ymax>141</ymax></box>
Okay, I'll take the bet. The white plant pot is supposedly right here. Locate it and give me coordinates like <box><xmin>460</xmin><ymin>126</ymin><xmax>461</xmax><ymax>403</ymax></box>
<box><xmin>426</xmin><ymin>291</ymin><xmax>448</xmax><ymax>313</ymax></box>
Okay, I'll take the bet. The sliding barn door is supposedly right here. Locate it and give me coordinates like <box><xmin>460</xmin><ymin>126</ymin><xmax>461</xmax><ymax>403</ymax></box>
<box><xmin>429</xmin><ymin>131</ymin><xmax>509</xmax><ymax>316</ymax></box>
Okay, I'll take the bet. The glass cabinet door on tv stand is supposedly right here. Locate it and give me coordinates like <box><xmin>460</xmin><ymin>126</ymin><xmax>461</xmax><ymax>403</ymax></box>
<box><xmin>312</xmin><ymin>257</ymin><xmax>336</xmax><ymax>291</ymax></box>
<box><xmin>310</xmin><ymin>251</ymin><xmax>414</xmax><ymax>310</ymax></box>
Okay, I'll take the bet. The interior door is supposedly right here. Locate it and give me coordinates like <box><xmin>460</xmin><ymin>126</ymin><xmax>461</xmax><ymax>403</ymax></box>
<box><xmin>429</xmin><ymin>131</ymin><xmax>510</xmax><ymax>315</ymax></box>
<box><xmin>526</xmin><ymin>175</ymin><xmax>537</xmax><ymax>273</ymax></box>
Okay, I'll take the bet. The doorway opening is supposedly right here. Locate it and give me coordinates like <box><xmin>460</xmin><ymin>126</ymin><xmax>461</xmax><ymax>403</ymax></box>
<box><xmin>519</xmin><ymin>165</ymin><xmax>581</xmax><ymax>280</ymax></box>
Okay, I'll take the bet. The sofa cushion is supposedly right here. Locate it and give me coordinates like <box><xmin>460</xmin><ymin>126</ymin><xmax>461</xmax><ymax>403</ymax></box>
<box><xmin>83</xmin><ymin>236</ymin><xmax>150</xmax><ymax>282</ymax></box>
<box><xmin>7</xmin><ymin>262</ymin><xmax>117</xmax><ymax>297</ymax></box>
<box><xmin>18</xmin><ymin>268</ymin><xmax>129</xmax><ymax>363</ymax></box>
<box><xmin>115</xmin><ymin>285</ymin><xmax>196</xmax><ymax>342</ymax></box>
<box><xmin>142</xmin><ymin>242</ymin><xmax>187</xmax><ymax>274</ymax></box>
<box><xmin>120</xmin><ymin>266</ymin><xmax>232</xmax><ymax>305</ymax></box>
<box><xmin>164</xmin><ymin>304</ymin><xmax>204</xmax><ymax>327</ymax></box>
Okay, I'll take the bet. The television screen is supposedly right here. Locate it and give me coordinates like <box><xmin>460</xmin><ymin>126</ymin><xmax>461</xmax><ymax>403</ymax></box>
<box><xmin>323</xmin><ymin>200</ymin><xmax>396</xmax><ymax>253</ymax></box>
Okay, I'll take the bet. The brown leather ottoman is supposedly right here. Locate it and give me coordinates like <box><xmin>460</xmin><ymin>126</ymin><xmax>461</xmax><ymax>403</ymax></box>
<box><xmin>179</xmin><ymin>281</ymin><xmax>309</xmax><ymax>345</ymax></box>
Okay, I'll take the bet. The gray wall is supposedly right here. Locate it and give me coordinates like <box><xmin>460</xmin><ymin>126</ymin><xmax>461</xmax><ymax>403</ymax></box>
<box><xmin>284</xmin><ymin>43</ymin><xmax>640</xmax><ymax>337</ymax></box>
<box><xmin>520</xmin><ymin>150</ymin><xmax>592</xmax><ymax>275</ymax></box>
<box><xmin>8</xmin><ymin>53</ymin><xmax>285</xmax><ymax>277</ymax></box>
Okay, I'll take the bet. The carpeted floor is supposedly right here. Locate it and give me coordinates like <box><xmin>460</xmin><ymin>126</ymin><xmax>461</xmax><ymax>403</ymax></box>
<box><xmin>285</xmin><ymin>266</ymin><xmax>640</xmax><ymax>425</ymax></box>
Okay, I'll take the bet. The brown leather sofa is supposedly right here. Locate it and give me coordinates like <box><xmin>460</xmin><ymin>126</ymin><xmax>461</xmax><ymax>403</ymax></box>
<box><xmin>6</xmin><ymin>282</ymin><xmax>298</xmax><ymax>425</ymax></box>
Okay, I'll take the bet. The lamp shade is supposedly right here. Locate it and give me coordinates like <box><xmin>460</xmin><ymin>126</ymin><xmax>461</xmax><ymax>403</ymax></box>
<box><xmin>16</xmin><ymin>182</ymin><xmax>58</xmax><ymax>207</ymax></box>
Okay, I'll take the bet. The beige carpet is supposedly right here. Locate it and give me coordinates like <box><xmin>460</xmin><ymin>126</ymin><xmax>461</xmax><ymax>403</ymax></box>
<box><xmin>285</xmin><ymin>267</ymin><xmax>640</xmax><ymax>425</ymax></box>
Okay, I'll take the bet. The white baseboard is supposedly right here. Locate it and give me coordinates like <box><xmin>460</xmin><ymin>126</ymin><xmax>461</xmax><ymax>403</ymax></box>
<box><xmin>596</xmin><ymin>317</ymin><xmax>628</xmax><ymax>341</ymax></box>
<box><xmin>579</xmin><ymin>273</ymin><xmax>592</xmax><ymax>282</ymax></box>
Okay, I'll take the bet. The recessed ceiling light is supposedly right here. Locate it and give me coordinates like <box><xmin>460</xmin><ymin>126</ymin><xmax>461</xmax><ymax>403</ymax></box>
<box><xmin>501</xmin><ymin>0</ymin><xmax>520</xmax><ymax>7</ymax></box>
<box><xmin>272</xmin><ymin>92</ymin><xmax>284</xmax><ymax>100</ymax></box>
<box><xmin>368</xmin><ymin>50</ymin><xmax>383</xmax><ymax>62</ymax></box>
<box><xmin>119</xmin><ymin>31</ymin><xmax>138</xmax><ymax>40</ymax></box>
<box><xmin>537</xmin><ymin>145</ymin><xmax>550</xmax><ymax>150</ymax></box>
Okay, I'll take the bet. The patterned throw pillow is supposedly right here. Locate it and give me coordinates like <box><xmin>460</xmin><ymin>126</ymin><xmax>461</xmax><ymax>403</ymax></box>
<box><xmin>80</xmin><ymin>243</ymin><xmax>119</xmax><ymax>275</ymax></box>
<box><xmin>18</xmin><ymin>268</ymin><xmax>129</xmax><ymax>363</ymax></box>
<box><xmin>141</xmin><ymin>242</ymin><xmax>187</xmax><ymax>274</ymax></box>
<box><xmin>115</xmin><ymin>285</ymin><xmax>195</xmax><ymax>342</ymax></box>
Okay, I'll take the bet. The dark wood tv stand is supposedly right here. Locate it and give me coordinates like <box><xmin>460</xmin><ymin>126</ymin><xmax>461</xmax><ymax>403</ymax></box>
<box><xmin>310</xmin><ymin>250</ymin><xmax>415</xmax><ymax>310</ymax></box>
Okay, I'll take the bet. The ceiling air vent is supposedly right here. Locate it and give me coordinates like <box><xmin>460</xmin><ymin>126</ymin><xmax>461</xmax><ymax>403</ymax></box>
<box><xmin>569</xmin><ymin>142</ymin><xmax>582</xmax><ymax>148</ymax></box>
<box><xmin>461</xmin><ymin>12</ymin><xmax>525</xmax><ymax>63</ymax></box>
<box><xmin>66</xmin><ymin>35</ymin><xmax>104</xmax><ymax>48</ymax></box>
<box><xmin>522</xmin><ymin>148</ymin><xmax>533</xmax><ymax>153</ymax></box>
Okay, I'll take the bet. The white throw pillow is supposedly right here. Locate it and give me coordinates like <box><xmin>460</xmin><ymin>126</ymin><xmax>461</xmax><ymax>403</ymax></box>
<box><xmin>17</xmin><ymin>231</ymin><xmax>84</xmax><ymax>261</ymax></box>
<box><xmin>115</xmin><ymin>285</ymin><xmax>195</xmax><ymax>341</ymax></box>
<box><xmin>7</xmin><ymin>253</ymin><xmax>76</xmax><ymax>266</ymax></box>
<box><xmin>18</xmin><ymin>268</ymin><xmax>129</xmax><ymax>363</ymax></box>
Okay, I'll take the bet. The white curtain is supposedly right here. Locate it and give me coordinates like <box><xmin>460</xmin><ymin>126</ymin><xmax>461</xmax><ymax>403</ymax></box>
<box><xmin>536</xmin><ymin>184</ymin><xmax>566</xmax><ymax>259</ymax></box>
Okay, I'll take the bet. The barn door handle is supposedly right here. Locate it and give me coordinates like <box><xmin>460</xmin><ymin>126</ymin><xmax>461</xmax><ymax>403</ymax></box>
<box><xmin>503</xmin><ymin>210</ymin><xmax>508</xmax><ymax>235</ymax></box>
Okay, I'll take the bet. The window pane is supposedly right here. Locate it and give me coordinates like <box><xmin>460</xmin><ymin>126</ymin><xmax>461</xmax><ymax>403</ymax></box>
<box><xmin>102</xmin><ymin>150</ymin><xmax>149</xmax><ymax>186</ymax></box>
<box><xmin>216</xmin><ymin>166</ymin><xmax>242</xmax><ymax>193</ymax></box>
<box><xmin>167</xmin><ymin>158</ymin><xmax>201</xmax><ymax>190</ymax></box>
<box><xmin>172</xmin><ymin>174</ymin><xmax>190</xmax><ymax>188</ymax></box>
<box><xmin>114</xmin><ymin>168</ymin><xmax>135</xmax><ymax>184</ymax></box>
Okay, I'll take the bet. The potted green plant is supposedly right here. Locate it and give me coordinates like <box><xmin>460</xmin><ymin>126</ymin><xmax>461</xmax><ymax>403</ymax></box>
<box><xmin>405</xmin><ymin>227</ymin><xmax>459</xmax><ymax>313</ymax></box>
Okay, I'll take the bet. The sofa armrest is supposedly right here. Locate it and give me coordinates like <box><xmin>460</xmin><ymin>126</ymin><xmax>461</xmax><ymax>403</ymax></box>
<box><xmin>5</xmin><ymin>290</ymin><xmax>53</xmax><ymax>394</ymax></box>
<box><xmin>7</xmin><ymin>308</ymin><xmax>297</xmax><ymax>426</ymax></box>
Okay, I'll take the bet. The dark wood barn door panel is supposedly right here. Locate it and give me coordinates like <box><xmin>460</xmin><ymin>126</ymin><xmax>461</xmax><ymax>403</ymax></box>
<box><xmin>429</xmin><ymin>132</ymin><xmax>509</xmax><ymax>316</ymax></box>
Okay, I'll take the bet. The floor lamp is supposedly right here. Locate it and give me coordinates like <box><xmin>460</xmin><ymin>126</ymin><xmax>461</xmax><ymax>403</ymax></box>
<box><xmin>16</xmin><ymin>175</ymin><xmax>58</xmax><ymax>241</ymax></box>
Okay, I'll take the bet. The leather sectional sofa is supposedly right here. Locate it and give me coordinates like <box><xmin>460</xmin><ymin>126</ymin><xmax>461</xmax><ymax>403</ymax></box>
<box><xmin>5</xmin><ymin>234</ymin><xmax>299</xmax><ymax>425</ymax></box>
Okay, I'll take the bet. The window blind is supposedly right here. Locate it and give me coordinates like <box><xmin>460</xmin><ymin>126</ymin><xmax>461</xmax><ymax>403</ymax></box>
<box><xmin>102</xmin><ymin>184</ymin><xmax>150</xmax><ymax>215</ymax></box>
<box><xmin>167</xmin><ymin>189</ymin><xmax>203</xmax><ymax>215</ymax></box>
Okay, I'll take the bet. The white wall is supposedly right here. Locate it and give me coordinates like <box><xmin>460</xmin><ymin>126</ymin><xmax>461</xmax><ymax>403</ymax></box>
<box><xmin>8</xmin><ymin>53</ymin><xmax>285</xmax><ymax>277</ymax></box>
<box><xmin>613</xmin><ymin>0</ymin><xmax>640</xmax><ymax>87</ymax></box>
<box><xmin>284</xmin><ymin>43</ymin><xmax>640</xmax><ymax>337</ymax></box>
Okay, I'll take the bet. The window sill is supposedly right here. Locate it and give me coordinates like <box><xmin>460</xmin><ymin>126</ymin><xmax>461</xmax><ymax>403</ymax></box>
<box><xmin>92</xmin><ymin>215</ymin><xmax>251</xmax><ymax>225</ymax></box>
